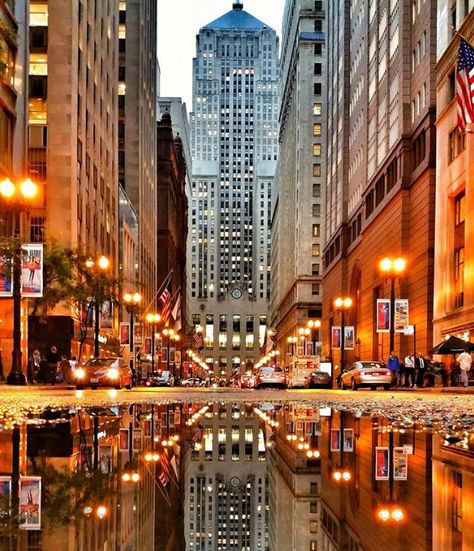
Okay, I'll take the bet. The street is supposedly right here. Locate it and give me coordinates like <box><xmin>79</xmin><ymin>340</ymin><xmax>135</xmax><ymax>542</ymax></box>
<box><xmin>0</xmin><ymin>385</ymin><xmax>472</xmax><ymax>428</ymax></box>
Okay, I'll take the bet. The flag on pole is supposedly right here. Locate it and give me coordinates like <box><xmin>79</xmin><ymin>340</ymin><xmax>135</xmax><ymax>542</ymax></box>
<box><xmin>265</xmin><ymin>331</ymin><xmax>274</xmax><ymax>355</ymax></box>
<box><xmin>159</xmin><ymin>282</ymin><xmax>172</xmax><ymax>324</ymax></box>
<box><xmin>193</xmin><ymin>330</ymin><xmax>204</xmax><ymax>352</ymax></box>
<box><xmin>456</xmin><ymin>38</ymin><xmax>474</xmax><ymax>132</ymax></box>
<box><xmin>158</xmin><ymin>450</ymin><xmax>170</xmax><ymax>487</ymax></box>
<box><xmin>192</xmin><ymin>422</ymin><xmax>204</xmax><ymax>443</ymax></box>
<box><xmin>172</xmin><ymin>295</ymin><xmax>182</xmax><ymax>333</ymax></box>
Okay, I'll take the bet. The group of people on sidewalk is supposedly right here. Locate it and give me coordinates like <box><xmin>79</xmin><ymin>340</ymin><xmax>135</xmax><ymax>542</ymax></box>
<box><xmin>28</xmin><ymin>346</ymin><xmax>78</xmax><ymax>384</ymax></box>
<box><xmin>387</xmin><ymin>350</ymin><xmax>472</xmax><ymax>388</ymax></box>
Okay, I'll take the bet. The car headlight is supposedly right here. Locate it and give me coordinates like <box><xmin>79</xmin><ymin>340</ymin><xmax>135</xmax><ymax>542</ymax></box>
<box><xmin>75</xmin><ymin>368</ymin><xmax>85</xmax><ymax>379</ymax></box>
<box><xmin>108</xmin><ymin>368</ymin><xmax>119</xmax><ymax>379</ymax></box>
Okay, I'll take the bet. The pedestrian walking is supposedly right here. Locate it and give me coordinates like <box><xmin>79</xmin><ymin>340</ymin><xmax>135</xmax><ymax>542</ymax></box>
<box><xmin>414</xmin><ymin>353</ymin><xmax>426</xmax><ymax>387</ymax></box>
<box><xmin>457</xmin><ymin>350</ymin><xmax>472</xmax><ymax>388</ymax></box>
<box><xmin>46</xmin><ymin>345</ymin><xmax>60</xmax><ymax>385</ymax></box>
<box><xmin>404</xmin><ymin>353</ymin><xmax>415</xmax><ymax>387</ymax></box>
<box><xmin>28</xmin><ymin>349</ymin><xmax>41</xmax><ymax>383</ymax></box>
<box><xmin>59</xmin><ymin>355</ymin><xmax>72</xmax><ymax>384</ymax></box>
<box><xmin>387</xmin><ymin>351</ymin><xmax>400</xmax><ymax>387</ymax></box>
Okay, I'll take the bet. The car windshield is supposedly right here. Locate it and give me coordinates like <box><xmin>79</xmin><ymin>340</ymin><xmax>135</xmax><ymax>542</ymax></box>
<box><xmin>357</xmin><ymin>362</ymin><xmax>383</xmax><ymax>369</ymax></box>
<box><xmin>311</xmin><ymin>371</ymin><xmax>326</xmax><ymax>376</ymax></box>
<box><xmin>84</xmin><ymin>358</ymin><xmax>117</xmax><ymax>368</ymax></box>
<box><xmin>260</xmin><ymin>367</ymin><xmax>274</xmax><ymax>374</ymax></box>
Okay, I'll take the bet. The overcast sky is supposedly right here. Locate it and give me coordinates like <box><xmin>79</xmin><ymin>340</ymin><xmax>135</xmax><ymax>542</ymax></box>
<box><xmin>157</xmin><ymin>0</ymin><xmax>286</xmax><ymax>109</ymax></box>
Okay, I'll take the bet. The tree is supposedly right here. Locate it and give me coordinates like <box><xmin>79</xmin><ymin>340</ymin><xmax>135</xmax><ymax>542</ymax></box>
<box><xmin>30</xmin><ymin>245</ymin><xmax>120</xmax><ymax>358</ymax></box>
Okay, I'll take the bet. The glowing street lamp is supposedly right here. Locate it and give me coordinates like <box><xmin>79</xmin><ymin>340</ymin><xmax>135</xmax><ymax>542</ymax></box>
<box><xmin>123</xmin><ymin>291</ymin><xmax>142</xmax><ymax>374</ymax></box>
<box><xmin>1</xmin><ymin>178</ymin><xmax>40</xmax><ymax>385</ymax></box>
<box><xmin>378</xmin><ymin>256</ymin><xmax>407</xmax><ymax>353</ymax></box>
<box><xmin>85</xmin><ymin>255</ymin><xmax>111</xmax><ymax>358</ymax></box>
<box><xmin>145</xmin><ymin>312</ymin><xmax>161</xmax><ymax>374</ymax></box>
<box><xmin>334</xmin><ymin>297</ymin><xmax>352</xmax><ymax>372</ymax></box>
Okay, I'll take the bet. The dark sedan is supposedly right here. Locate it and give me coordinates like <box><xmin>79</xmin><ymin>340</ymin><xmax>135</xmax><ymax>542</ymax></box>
<box><xmin>304</xmin><ymin>370</ymin><xmax>332</xmax><ymax>389</ymax></box>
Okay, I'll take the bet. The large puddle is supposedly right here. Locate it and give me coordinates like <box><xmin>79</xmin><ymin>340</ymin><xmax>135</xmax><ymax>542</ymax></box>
<box><xmin>0</xmin><ymin>397</ymin><xmax>472</xmax><ymax>550</ymax></box>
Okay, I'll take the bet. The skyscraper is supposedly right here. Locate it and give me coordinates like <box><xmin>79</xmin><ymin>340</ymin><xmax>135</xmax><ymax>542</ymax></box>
<box><xmin>189</xmin><ymin>2</ymin><xmax>279</xmax><ymax>376</ymax></box>
<box><xmin>270</xmin><ymin>0</ymin><xmax>326</xmax><ymax>350</ymax></box>
<box><xmin>322</xmin><ymin>0</ymin><xmax>437</xmax><ymax>366</ymax></box>
<box><xmin>118</xmin><ymin>0</ymin><xmax>158</xmax><ymax>306</ymax></box>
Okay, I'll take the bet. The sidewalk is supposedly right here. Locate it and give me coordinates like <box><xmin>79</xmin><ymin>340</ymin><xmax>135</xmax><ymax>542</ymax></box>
<box><xmin>393</xmin><ymin>386</ymin><xmax>474</xmax><ymax>395</ymax></box>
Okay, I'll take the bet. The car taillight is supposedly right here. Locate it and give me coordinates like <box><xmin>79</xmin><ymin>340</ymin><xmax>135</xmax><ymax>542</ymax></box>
<box><xmin>385</xmin><ymin>370</ymin><xmax>391</xmax><ymax>376</ymax></box>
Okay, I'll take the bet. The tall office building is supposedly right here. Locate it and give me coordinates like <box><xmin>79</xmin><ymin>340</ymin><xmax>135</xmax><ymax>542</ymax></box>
<box><xmin>322</xmin><ymin>0</ymin><xmax>437</xmax><ymax>366</ymax></box>
<box><xmin>433</xmin><ymin>2</ymin><xmax>474</xmax><ymax>345</ymax></box>
<box><xmin>118</xmin><ymin>0</ymin><xmax>158</xmax><ymax>305</ymax></box>
<box><xmin>189</xmin><ymin>2</ymin><xmax>279</xmax><ymax>375</ymax></box>
<box><xmin>184</xmin><ymin>403</ymin><xmax>269</xmax><ymax>550</ymax></box>
<box><xmin>27</xmin><ymin>0</ymin><xmax>120</xmax><ymax>356</ymax></box>
<box><xmin>270</xmin><ymin>0</ymin><xmax>326</xmax><ymax>350</ymax></box>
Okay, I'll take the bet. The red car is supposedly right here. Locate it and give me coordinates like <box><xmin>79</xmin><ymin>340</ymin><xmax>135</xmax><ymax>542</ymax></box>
<box><xmin>73</xmin><ymin>358</ymin><xmax>133</xmax><ymax>390</ymax></box>
<box><xmin>241</xmin><ymin>374</ymin><xmax>256</xmax><ymax>388</ymax></box>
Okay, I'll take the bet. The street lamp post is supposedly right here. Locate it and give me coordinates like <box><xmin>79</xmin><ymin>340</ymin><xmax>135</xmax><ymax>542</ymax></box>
<box><xmin>307</xmin><ymin>319</ymin><xmax>321</xmax><ymax>355</ymax></box>
<box><xmin>298</xmin><ymin>327</ymin><xmax>310</xmax><ymax>353</ymax></box>
<box><xmin>1</xmin><ymin>178</ymin><xmax>39</xmax><ymax>385</ymax></box>
<box><xmin>379</xmin><ymin>257</ymin><xmax>407</xmax><ymax>353</ymax></box>
<box><xmin>334</xmin><ymin>297</ymin><xmax>352</xmax><ymax>372</ymax></box>
<box><xmin>287</xmin><ymin>336</ymin><xmax>297</xmax><ymax>356</ymax></box>
<box><xmin>145</xmin><ymin>313</ymin><xmax>161</xmax><ymax>375</ymax></box>
<box><xmin>124</xmin><ymin>291</ymin><xmax>142</xmax><ymax>377</ymax></box>
<box><xmin>85</xmin><ymin>255</ymin><xmax>111</xmax><ymax>358</ymax></box>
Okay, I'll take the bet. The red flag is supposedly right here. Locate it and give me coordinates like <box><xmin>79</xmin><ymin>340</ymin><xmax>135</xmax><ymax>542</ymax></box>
<box><xmin>193</xmin><ymin>331</ymin><xmax>204</xmax><ymax>351</ymax></box>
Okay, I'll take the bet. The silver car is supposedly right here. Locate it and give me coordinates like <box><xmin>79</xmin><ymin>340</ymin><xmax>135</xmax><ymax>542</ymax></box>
<box><xmin>341</xmin><ymin>361</ymin><xmax>392</xmax><ymax>391</ymax></box>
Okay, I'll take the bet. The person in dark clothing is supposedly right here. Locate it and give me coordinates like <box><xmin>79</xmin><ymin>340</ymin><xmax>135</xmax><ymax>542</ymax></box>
<box><xmin>46</xmin><ymin>346</ymin><xmax>60</xmax><ymax>384</ymax></box>
<box><xmin>387</xmin><ymin>351</ymin><xmax>400</xmax><ymax>386</ymax></box>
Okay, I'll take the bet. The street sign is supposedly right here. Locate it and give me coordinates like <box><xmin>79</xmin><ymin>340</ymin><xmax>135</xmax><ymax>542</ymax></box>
<box><xmin>403</xmin><ymin>325</ymin><xmax>414</xmax><ymax>335</ymax></box>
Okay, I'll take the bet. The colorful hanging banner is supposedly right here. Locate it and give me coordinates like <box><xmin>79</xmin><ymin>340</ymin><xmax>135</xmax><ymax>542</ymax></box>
<box><xmin>376</xmin><ymin>299</ymin><xmax>390</xmax><ymax>333</ymax></box>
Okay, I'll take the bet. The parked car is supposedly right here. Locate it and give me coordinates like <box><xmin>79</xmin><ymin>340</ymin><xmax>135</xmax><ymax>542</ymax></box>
<box><xmin>74</xmin><ymin>358</ymin><xmax>132</xmax><ymax>390</ymax></box>
<box><xmin>180</xmin><ymin>377</ymin><xmax>206</xmax><ymax>387</ymax></box>
<box><xmin>304</xmin><ymin>370</ymin><xmax>332</xmax><ymax>389</ymax></box>
<box><xmin>255</xmin><ymin>366</ymin><xmax>288</xmax><ymax>389</ymax></box>
<box><xmin>147</xmin><ymin>370</ymin><xmax>174</xmax><ymax>387</ymax></box>
<box><xmin>241</xmin><ymin>374</ymin><xmax>257</xmax><ymax>389</ymax></box>
<box><xmin>341</xmin><ymin>361</ymin><xmax>392</xmax><ymax>391</ymax></box>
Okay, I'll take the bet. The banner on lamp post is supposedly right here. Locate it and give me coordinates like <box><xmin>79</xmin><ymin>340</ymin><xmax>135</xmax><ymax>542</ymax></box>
<box><xmin>0</xmin><ymin>255</ymin><xmax>13</xmax><ymax>296</ymax></box>
<box><xmin>21</xmin><ymin>244</ymin><xmax>43</xmax><ymax>297</ymax></box>
<box><xmin>120</xmin><ymin>323</ymin><xmax>130</xmax><ymax>346</ymax></box>
<box><xmin>394</xmin><ymin>299</ymin><xmax>409</xmax><ymax>333</ymax></box>
<box><xmin>376</xmin><ymin>299</ymin><xmax>390</xmax><ymax>333</ymax></box>
<box><xmin>393</xmin><ymin>446</ymin><xmax>408</xmax><ymax>480</ymax></box>
<box><xmin>375</xmin><ymin>447</ymin><xmax>390</xmax><ymax>480</ymax></box>
<box><xmin>344</xmin><ymin>326</ymin><xmax>355</xmax><ymax>350</ymax></box>
<box><xmin>19</xmin><ymin>476</ymin><xmax>41</xmax><ymax>530</ymax></box>
<box><xmin>331</xmin><ymin>326</ymin><xmax>341</xmax><ymax>349</ymax></box>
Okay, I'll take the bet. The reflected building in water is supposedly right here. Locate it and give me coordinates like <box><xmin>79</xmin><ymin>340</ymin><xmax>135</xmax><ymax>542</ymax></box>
<box><xmin>319</xmin><ymin>410</ymin><xmax>434</xmax><ymax>551</ymax></box>
<box><xmin>184</xmin><ymin>403</ymin><xmax>269</xmax><ymax>550</ymax></box>
<box><xmin>268</xmin><ymin>404</ymin><xmax>321</xmax><ymax>551</ymax></box>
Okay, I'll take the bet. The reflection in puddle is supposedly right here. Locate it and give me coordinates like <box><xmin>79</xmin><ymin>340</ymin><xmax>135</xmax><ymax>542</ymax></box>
<box><xmin>0</xmin><ymin>401</ymin><xmax>472</xmax><ymax>550</ymax></box>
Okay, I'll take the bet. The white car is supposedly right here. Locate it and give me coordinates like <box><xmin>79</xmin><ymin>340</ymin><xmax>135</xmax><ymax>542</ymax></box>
<box><xmin>341</xmin><ymin>361</ymin><xmax>392</xmax><ymax>391</ymax></box>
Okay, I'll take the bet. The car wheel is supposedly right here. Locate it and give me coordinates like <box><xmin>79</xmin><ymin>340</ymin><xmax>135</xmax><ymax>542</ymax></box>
<box><xmin>114</xmin><ymin>384</ymin><xmax>121</xmax><ymax>390</ymax></box>
<box><xmin>76</xmin><ymin>385</ymin><xmax>84</xmax><ymax>391</ymax></box>
<box><xmin>370</xmin><ymin>385</ymin><xmax>376</xmax><ymax>391</ymax></box>
<box><xmin>384</xmin><ymin>385</ymin><xmax>391</xmax><ymax>391</ymax></box>
<box><xmin>351</xmin><ymin>379</ymin><xmax>358</xmax><ymax>391</ymax></box>
<box><xmin>91</xmin><ymin>386</ymin><xmax>98</xmax><ymax>390</ymax></box>
<box><xmin>125</xmin><ymin>384</ymin><xmax>132</xmax><ymax>390</ymax></box>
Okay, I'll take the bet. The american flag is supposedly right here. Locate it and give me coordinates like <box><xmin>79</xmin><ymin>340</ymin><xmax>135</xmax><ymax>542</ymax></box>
<box><xmin>192</xmin><ymin>422</ymin><xmax>204</xmax><ymax>443</ymax></box>
<box><xmin>159</xmin><ymin>283</ymin><xmax>172</xmax><ymax>324</ymax></box>
<box><xmin>456</xmin><ymin>38</ymin><xmax>474</xmax><ymax>132</ymax></box>
<box><xmin>158</xmin><ymin>450</ymin><xmax>170</xmax><ymax>487</ymax></box>
<box><xmin>193</xmin><ymin>330</ymin><xmax>204</xmax><ymax>351</ymax></box>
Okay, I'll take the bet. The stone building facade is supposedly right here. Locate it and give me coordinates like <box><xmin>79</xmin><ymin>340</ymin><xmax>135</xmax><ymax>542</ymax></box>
<box><xmin>270</xmin><ymin>0</ymin><xmax>326</xmax><ymax>354</ymax></box>
<box><xmin>322</xmin><ymin>0</ymin><xmax>437</xmax><ymax>369</ymax></box>
<box><xmin>433</xmin><ymin>2</ymin><xmax>474</xmax><ymax>346</ymax></box>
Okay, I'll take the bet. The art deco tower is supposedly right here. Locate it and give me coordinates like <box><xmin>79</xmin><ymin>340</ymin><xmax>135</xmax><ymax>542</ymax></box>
<box><xmin>189</xmin><ymin>2</ymin><xmax>279</xmax><ymax>375</ymax></box>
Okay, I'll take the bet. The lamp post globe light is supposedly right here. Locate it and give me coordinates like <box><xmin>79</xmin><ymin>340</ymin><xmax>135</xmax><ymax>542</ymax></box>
<box><xmin>334</xmin><ymin>296</ymin><xmax>352</xmax><ymax>373</ymax></box>
<box><xmin>85</xmin><ymin>255</ymin><xmax>111</xmax><ymax>358</ymax></box>
<box><xmin>123</xmin><ymin>291</ymin><xmax>142</xmax><ymax>376</ymax></box>
<box><xmin>307</xmin><ymin>319</ymin><xmax>321</xmax><ymax>354</ymax></box>
<box><xmin>0</xmin><ymin>178</ymin><xmax>39</xmax><ymax>385</ymax></box>
<box><xmin>379</xmin><ymin>256</ymin><xmax>406</xmax><ymax>352</ymax></box>
<box><xmin>145</xmin><ymin>313</ymin><xmax>161</xmax><ymax>375</ymax></box>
